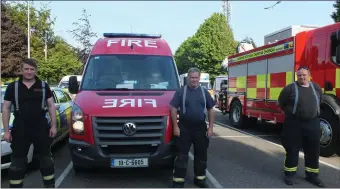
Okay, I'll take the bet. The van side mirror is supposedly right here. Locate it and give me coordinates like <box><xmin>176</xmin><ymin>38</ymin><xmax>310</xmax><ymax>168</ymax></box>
<box><xmin>336</xmin><ymin>45</ymin><xmax>340</xmax><ymax>64</ymax></box>
<box><xmin>68</xmin><ymin>76</ymin><xmax>79</xmax><ymax>94</ymax></box>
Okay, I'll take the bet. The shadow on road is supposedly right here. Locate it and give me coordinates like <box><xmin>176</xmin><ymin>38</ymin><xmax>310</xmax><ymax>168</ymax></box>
<box><xmin>206</xmin><ymin>132</ymin><xmax>340</xmax><ymax>188</ymax></box>
<box><xmin>214</xmin><ymin>112</ymin><xmax>283</xmax><ymax>143</ymax></box>
<box><xmin>59</xmin><ymin>166</ymin><xmax>176</xmax><ymax>188</ymax></box>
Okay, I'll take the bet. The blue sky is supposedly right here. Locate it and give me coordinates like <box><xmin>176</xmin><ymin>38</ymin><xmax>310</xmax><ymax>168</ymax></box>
<box><xmin>33</xmin><ymin>0</ymin><xmax>335</xmax><ymax>53</ymax></box>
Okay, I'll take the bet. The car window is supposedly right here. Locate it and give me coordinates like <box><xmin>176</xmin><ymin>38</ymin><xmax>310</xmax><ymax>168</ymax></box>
<box><xmin>63</xmin><ymin>91</ymin><xmax>72</xmax><ymax>102</ymax></box>
<box><xmin>58</xmin><ymin>81</ymin><xmax>69</xmax><ymax>89</ymax></box>
<box><xmin>54</xmin><ymin>90</ymin><xmax>68</xmax><ymax>103</ymax></box>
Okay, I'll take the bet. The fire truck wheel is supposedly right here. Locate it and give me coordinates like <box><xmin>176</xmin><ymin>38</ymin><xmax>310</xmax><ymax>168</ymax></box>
<box><xmin>229</xmin><ymin>100</ymin><xmax>251</xmax><ymax>129</ymax></box>
<box><xmin>319</xmin><ymin>107</ymin><xmax>339</xmax><ymax>157</ymax></box>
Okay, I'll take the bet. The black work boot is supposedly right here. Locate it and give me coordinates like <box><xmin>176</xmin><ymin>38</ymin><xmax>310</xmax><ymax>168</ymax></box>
<box><xmin>172</xmin><ymin>181</ymin><xmax>184</xmax><ymax>188</ymax></box>
<box><xmin>284</xmin><ymin>175</ymin><xmax>295</xmax><ymax>185</ymax></box>
<box><xmin>194</xmin><ymin>178</ymin><xmax>209</xmax><ymax>188</ymax></box>
<box><xmin>305</xmin><ymin>176</ymin><xmax>324</xmax><ymax>187</ymax></box>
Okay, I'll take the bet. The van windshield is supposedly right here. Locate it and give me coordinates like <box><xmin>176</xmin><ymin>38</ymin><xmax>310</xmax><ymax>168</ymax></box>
<box><xmin>81</xmin><ymin>54</ymin><xmax>179</xmax><ymax>91</ymax></box>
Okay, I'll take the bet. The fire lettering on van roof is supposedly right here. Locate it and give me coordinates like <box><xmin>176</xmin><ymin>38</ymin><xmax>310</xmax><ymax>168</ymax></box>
<box><xmin>107</xmin><ymin>39</ymin><xmax>157</xmax><ymax>48</ymax></box>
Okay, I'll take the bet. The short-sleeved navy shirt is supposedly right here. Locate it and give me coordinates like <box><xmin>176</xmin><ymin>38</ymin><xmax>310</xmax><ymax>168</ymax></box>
<box><xmin>170</xmin><ymin>85</ymin><xmax>215</xmax><ymax>122</ymax></box>
<box><xmin>4</xmin><ymin>76</ymin><xmax>53</xmax><ymax>121</ymax></box>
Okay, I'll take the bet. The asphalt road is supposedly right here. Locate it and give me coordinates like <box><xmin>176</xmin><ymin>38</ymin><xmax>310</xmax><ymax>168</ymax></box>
<box><xmin>1</xmin><ymin>109</ymin><xmax>339</xmax><ymax>188</ymax></box>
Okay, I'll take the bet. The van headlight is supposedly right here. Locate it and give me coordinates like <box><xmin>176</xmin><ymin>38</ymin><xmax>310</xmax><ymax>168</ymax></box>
<box><xmin>72</xmin><ymin>104</ymin><xmax>84</xmax><ymax>134</ymax></box>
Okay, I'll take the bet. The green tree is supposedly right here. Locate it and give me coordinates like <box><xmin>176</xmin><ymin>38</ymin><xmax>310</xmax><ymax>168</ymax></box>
<box><xmin>6</xmin><ymin>1</ymin><xmax>56</xmax><ymax>60</ymax></box>
<box><xmin>68</xmin><ymin>9</ymin><xmax>97</xmax><ymax>65</ymax></box>
<box><xmin>1</xmin><ymin>1</ymin><xmax>28</xmax><ymax>78</ymax></box>
<box><xmin>5</xmin><ymin>1</ymin><xmax>82</xmax><ymax>83</ymax></box>
<box><xmin>39</xmin><ymin>37</ymin><xmax>83</xmax><ymax>82</ymax></box>
<box><xmin>174</xmin><ymin>36</ymin><xmax>197</xmax><ymax>75</ymax></box>
<box><xmin>175</xmin><ymin>12</ymin><xmax>237</xmax><ymax>80</ymax></box>
<box><xmin>331</xmin><ymin>0</ymin><xmax>340</xmax><ymax>23</ymax></box>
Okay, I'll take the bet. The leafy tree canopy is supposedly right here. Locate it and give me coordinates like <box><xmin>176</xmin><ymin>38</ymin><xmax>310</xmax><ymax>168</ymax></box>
<box><xmin>331</xmin><ymin>0</ymin><xmax>340</xmax><ymax>23</ymax></box>
<box><xmin>1</xmin><ymin>1</ymin><xmax>82</xmax><ymax>84</ymax></box>
<box><xmin>1</xmin><ymin>1</ymin><xmax>27</xmax><ymax>77</ymax></box>
<box><xmin>174</xmin><ymin>12</ymin><xmax>238</xmax><ymax>82</ymax></box>
<box><xmin>68</xmin><ymin>9</ymin><xmax>97</xmax><ymax>65</ymax></box>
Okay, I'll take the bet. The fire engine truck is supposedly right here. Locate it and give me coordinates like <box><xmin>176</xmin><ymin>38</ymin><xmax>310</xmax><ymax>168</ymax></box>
<box><xmin>223</xmin><ymin>23</ymin><xmax>340</xmax><ymax>158</ymax></box>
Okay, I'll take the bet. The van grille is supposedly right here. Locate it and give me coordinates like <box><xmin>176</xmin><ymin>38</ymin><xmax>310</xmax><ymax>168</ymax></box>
<box><xmin>92</xmin><ymin>116</ymin><xmax>166</xmax><ymax>155</ymax></box>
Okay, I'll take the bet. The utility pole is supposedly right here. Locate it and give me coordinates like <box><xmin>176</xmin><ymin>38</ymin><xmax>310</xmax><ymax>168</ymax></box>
<box><xmin>221</xmin><ymin>0</ymin><xmax>231</xmax><ymax>26</ymax></box>
<box><xmin>44</xmin><ymin>32</ymin><xmax>47</xmax><ymax>62</ymax></box>
<box><xmin>27</xmin><ymin>0</ymin><xmax>30</xmax><ymax>58</ymax></box>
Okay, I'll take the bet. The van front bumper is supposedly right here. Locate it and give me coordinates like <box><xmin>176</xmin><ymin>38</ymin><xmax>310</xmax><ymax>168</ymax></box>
<box><xmin>68</xmin><ymin>138</ymin><xmax>176</xmax><ymax>169</ymax></box>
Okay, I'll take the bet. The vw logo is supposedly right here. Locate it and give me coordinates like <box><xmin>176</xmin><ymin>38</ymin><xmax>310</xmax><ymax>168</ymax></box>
<box><xmin>123</xmin><ymin>122</ymin><xmax>137</xmax><ymax>136</ymax></box>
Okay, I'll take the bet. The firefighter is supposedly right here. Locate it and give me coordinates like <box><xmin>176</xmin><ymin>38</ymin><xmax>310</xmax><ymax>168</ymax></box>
<box><xmin>2</xmin><ymin>58</ymin><xmax>57</xmax><ymax>188</ymax></box>
<box><xmin>169</xmin><ymin>67</ymin><xmax>215</xmax><ymax>188</ymax></box>
<box><xmin>278</xmin><ymin>65</ymin><xmax>324</xmax><ymax>187</ymax></box>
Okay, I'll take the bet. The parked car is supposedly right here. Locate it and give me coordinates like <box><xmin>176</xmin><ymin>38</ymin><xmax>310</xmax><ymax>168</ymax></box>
<box><xmin>1</xmin><ymin>86</ymin><xmax>73</xmax><ymax>170</ymax></box>
<box><xmin>58</xmin><ymin>75</ymin><xmax>82</xmax><ymax>99</ymax></box>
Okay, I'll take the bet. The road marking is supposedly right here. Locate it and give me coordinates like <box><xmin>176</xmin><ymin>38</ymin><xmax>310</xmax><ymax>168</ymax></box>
<box><xmin>211</xmin><ymin>135</ymin><xmax>275</xmax><ymax>138</ymax></box>
<box><xmin>214</xmin><ymin>121</ymin><xmax>340</xmax><ymax>171</ymax></box>
<box><xmin>188</xmin><ymin>152</ymin><xmax>223</xmax><ymax>188</ymax></box>
<box><xmin>55</xmin><ymin>161</ymin><xmax>73</xmax><ymax>188</ymax></box>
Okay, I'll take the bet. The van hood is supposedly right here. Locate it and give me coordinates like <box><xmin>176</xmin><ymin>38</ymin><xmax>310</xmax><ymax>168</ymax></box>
<box><xmin>74</xmin><ymin>91</ymin><xmax>176</xmax><ymax>117</ymax></box>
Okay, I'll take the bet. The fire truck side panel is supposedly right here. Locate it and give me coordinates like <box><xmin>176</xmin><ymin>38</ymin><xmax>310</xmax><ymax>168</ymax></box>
<box><xmin>227</xmin><ymin>37</ymin><xmax>295</xmax><ymax>123</ymax></box>
<box><xmin>227</xmin><ymin>22</ymin><xmax>340</xmax><ymax>157</ymax></box>
<box><xmin>227</xmin><ymin>63</ymin><xmax>247</xmax><ymax>113</ymax></box>
<box><xmin>294</xmin><ymin>24</ymin><xmax>340</xmax><ymax>157</ymax></box>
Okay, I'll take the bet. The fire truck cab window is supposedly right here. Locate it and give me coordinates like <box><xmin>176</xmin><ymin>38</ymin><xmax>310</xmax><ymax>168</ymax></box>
<box><xmin>330</xmin><ymin>31</ymin><xmax>340</xmax><ymax>65</ymax></box>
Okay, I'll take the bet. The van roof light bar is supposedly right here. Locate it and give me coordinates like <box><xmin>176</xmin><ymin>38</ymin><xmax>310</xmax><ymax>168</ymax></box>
<box><xmin>103</xmin><ymin>33</ymin><xmax>162</xmax><ymax>38</ymax></box>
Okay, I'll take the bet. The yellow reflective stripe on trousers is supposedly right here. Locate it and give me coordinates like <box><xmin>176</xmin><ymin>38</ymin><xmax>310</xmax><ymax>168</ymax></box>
<box><xmin>305</xmin><ymin>167</ymin><xmax>319</xmax><ymax>173</ymax></box>
<box><xmin>173</xmin><ymin>177</ymin><xmax>185</xmax><ymax>182</ymax></box>
<box><xmin>284</xmin><ymin>166</ymin><xmax>297</xmax><ymax>171</ymax></box>
<box><xmin>284</xmin><ymin>153</ymin><xmax>297</xmax><ymax>172</ymax></box>
<box><xmin>10</xmin><ymin>180</ymin><xmax>23</xmax><ymax>184</ymax></box>
<box><xmin>196</xmin><ymin>176</ymin><xmax>206</xmax><ymax>180</ymax></box>
<box><xmin>43</xmin><ymin>174</ymin><xmax>54</xmax><ymax>180</ymax></box>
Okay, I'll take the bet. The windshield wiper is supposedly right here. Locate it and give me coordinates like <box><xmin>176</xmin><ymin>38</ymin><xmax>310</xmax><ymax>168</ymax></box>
<box><xmin>95</xmin><ymin>88</ymin><xmax>131</xmax><ymax>91</ymax></box>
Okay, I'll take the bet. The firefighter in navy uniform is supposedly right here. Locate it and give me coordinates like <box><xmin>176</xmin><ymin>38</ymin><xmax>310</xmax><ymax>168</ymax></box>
<box><xmin>2</xmin><ymin>58</ymin><xmax>57</xmax><ymax>188</ymax></box>
<box><xmin>169</xmin><ymin>67</ymin><xmax>215</xmax><ymax>188</ymax></box>
<box><xmin>278</xmin><ymin>66</ymin><xmax>325</xmax><ymax>187</ymax></box>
